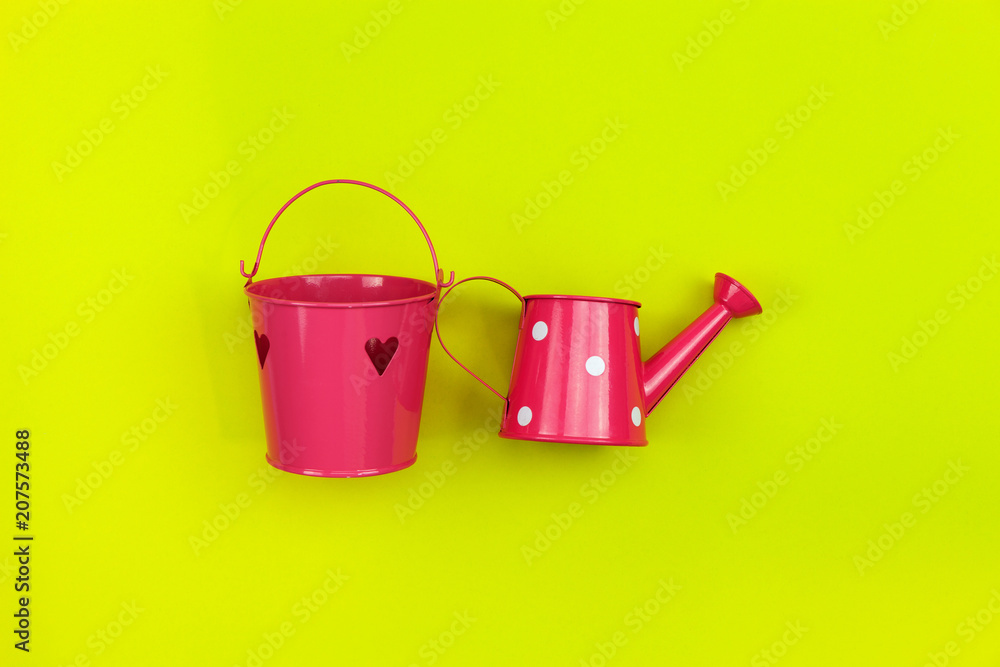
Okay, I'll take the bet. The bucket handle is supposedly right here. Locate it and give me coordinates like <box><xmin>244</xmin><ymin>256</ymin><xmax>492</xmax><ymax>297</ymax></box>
<box><xmin>239</xmin><ymin>179</ymin><xmax>455</xmax><ymax>289</ymax></box>
<box><xmin>435</xmin><ymin>275</ymin><xmax>524</xmax><ymax>402</ymax></box>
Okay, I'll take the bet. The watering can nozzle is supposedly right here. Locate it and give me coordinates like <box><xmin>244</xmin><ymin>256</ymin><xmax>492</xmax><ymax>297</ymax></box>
<box><xmin>641</xmin><ymin>273</ymin><xmax>761</xmax><ymax>415</ymax></box>
<box><xmin>714</xmin><ymin>272</ymin><xmax>762</xmax><ymax>318</ymax></box>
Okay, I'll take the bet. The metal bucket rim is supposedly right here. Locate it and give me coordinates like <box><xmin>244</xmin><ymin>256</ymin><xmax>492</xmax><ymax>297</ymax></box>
<box><xmin>244</xmin><ymin>273</ymin><xmax>437</xmax><ymax>309</ymax></box>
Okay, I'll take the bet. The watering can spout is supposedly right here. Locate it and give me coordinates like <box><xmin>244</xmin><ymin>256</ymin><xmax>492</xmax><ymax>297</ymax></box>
<box><xmin>641</xmin><ymin>273</ymin><xmax>762</xmax><ymax>415</ymax></box>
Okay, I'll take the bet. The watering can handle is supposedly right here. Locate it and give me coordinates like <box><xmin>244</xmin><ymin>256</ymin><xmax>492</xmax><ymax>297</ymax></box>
<box><xmin>239</xmin><ymin>179</ymin><xmax>455</xmax><ymax>289</ymax></box>
<box><xmin>435</xmin><ymin>275</ymin><xmax>525</xmax><ymax>402</ymax></box>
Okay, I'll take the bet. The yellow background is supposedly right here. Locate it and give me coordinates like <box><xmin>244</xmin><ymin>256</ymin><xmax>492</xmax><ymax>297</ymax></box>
<box><xmin>3</xmin><ymin>1</ymin><xmax>999</xmax><ymax>665</ymax></box>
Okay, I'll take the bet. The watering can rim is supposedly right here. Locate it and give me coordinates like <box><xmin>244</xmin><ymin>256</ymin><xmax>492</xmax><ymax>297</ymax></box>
<box><xmin>245</xmin><ymin>272</ymin><xmax>438</xmax><ymax>309</ymax></box>
<box><xmin>521</xmin><ymin>293</ymin><xmax>642</xmax><ymax>307</ymax></box>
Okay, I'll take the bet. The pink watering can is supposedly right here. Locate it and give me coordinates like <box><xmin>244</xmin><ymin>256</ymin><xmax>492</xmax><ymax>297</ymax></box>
<box><xmin>436</xmin><ymin>273</ymin><xmax>762</xmax><ymax>445</ymax></box>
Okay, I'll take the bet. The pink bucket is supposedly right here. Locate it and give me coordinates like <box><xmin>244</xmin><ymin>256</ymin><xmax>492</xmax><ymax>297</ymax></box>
<box><xmin>240</xmin><ymin>180</ymin><xmax>453</xmax><ymax>477</ymax></box>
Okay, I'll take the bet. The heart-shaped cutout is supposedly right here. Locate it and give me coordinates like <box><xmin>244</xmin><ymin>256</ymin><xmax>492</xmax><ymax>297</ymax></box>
<box><xmin>254</xmin><ymin>331</ymin><xmax>270</xmax><ymax>368</ymax></box>
<box><xmin>365</xmin><ymin>337</ymin><xmax>398</xmax><ymax>376</ymax></box>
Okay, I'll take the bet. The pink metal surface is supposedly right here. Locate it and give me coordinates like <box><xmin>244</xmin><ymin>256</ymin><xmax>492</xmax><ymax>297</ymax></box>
<box><xmin>436</xmin><ymin>272</ymin><xmax>762</xmax><ymax>445</ymax></box>
<box><xmin>242</xmin><ymin>180</ymin><xmax>452</xmax><ymax>477</ymax></box>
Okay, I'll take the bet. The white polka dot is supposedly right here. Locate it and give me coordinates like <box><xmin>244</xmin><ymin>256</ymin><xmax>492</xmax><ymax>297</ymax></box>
<box><xmin>532</xmin><ymin>321</ymin><xmax>548</xmax><ymax>341</ymax></box>
<box><xmin>633</xmin><ymin>317</ymin><xmax>640</xmax><ymax>336</ymax></box>
<box><xmin>631</xmin><ymin>406</ymin><xmax>642</xmax><ymax>426</ymax></box>
<box><xmin>585</xmin><ymin>356</ymin><xmax>606</xmax><ymax>376</ymax></box>
<box><xmin>517</xmin><ymin>406</ymin><xmax>532</xmax><ymax>426</ymax></box>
